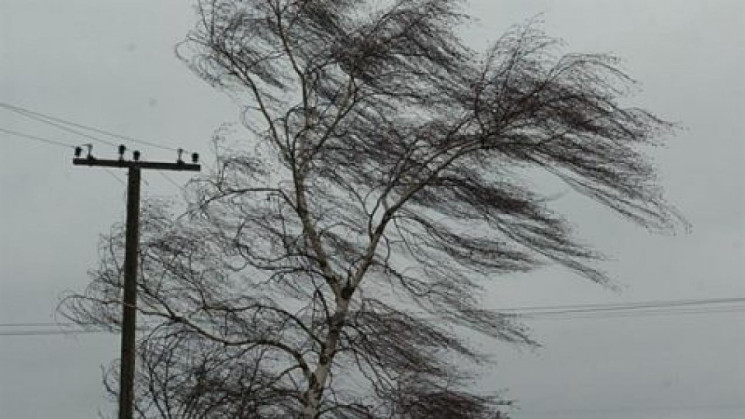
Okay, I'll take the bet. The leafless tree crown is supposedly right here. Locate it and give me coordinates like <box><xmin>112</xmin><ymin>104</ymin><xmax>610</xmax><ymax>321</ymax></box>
<box><xmin>62</xmin><ymin>1</ymin><xmax>682</xmax><ymax>417</ymax></box>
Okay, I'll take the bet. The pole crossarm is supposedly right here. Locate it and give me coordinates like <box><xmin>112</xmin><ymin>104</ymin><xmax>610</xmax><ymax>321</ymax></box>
<box><xmin>73</xmin><ymin>157</ymin><xmax>200</xmax><ymax>171</ymax></box>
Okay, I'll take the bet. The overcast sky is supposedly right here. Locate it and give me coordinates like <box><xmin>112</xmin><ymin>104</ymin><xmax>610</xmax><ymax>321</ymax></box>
<box><xmin>1</xmin><ymin>1</ymin><xmax>743</xmax><ymax>418</ymax></box>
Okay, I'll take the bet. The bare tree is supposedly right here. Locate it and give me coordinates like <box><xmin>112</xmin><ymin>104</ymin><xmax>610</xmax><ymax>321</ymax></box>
<box><xmin>62</xmin><ymin>0</ymin><xmax>684</xmax><ymax>417</ymax></box>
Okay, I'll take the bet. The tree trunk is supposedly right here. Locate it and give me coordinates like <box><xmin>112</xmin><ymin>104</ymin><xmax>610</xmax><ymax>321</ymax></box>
<box><xmin>301</xmin><ymin>299</ymin><xmax>349</xmax><ymax>418</ymax></box>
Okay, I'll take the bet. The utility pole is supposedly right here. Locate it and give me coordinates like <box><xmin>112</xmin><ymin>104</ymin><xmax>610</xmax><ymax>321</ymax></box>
<box><xmin>73</xmin><ymin>144</ymin><xmax>200</xmax><ymax>419</ymax></box>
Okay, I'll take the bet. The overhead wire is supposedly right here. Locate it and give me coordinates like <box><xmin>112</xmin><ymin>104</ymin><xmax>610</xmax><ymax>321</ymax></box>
<box><xmin>0</xmin><ymin>126</ymin><xmax>77</xmax><ymax>149</ymax></box>
<box><xmin>4</xmin><ymin>105</ymin><xmax>121</xmax><ymax>147</ymax></box>
<box><xmin>0</xmin><ymin>126</ymin><xmax>128</xmax><ymax>184</ymax></box>
<box><xmin>103</xmin><ymin>169</ymin><xmax>128</xmax><ymax>186</ymax></box>
<box><xmin>157</xmin><ymin>171</ymin><xmax>186</xmax><ymax>193</ymax></box>
<box><xmin>2</xmin><ymin>296</ymin><xmax>744</xmax><ymax>337</ymax></box>
<box><xmin>2</xmin><ymin>120</ymin><xmax>189</xmax><ymax>191</ymax></box>
<box><xmin>519</xmin><ymin>305</ymin><xmax>745</xmax><ymax>321</ymax></box>
<box><xmin>0</xmin><ymin>329</ymin><xmax>105</xmax><ymax>337</ymax></box>
<box><xmin>518</xmin><ymin>402</ymin><xmax>745</xmax><ymax>415</ymax></box>
<box><xmin>494</xmin><ymin>296</ymin><xmax>745</xmax><ymax>314</ymax></box>
<box><xmin>0</xmin><ymin>101</ymin><xmax>192</xmax><ymax>154</ymax></box>
<box><xmin>0</xmin><ymin>322</ymin><xmax>74</xmax><ymax>327</ymax></box>
<box><xmin>1</xmin><ymin>101</ymin><xmax>209</xmax><ymax>189</ymax></box>
<box><xmin>492</xmin><ymin>296</ymin><xmax>745</xmax><ymax>320</ymax></box>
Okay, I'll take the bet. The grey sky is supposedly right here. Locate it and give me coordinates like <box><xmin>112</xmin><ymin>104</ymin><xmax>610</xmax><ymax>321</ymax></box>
<box><xmin>1</xmin><ymin>1</ymin><xmax>743</xmax><ymax>418</ymax></box>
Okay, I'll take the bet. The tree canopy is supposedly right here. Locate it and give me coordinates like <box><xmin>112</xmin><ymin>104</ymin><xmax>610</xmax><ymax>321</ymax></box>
<box><xmin>62</xmin><ymin>1</ymin><xmax>683</xmax><ymax>417</ymax></box>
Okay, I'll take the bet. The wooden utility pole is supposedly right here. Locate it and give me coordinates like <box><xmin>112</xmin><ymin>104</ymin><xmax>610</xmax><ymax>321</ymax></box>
<box><xmin>73</xmin><ymin>145</ymin><xmax>200</xmax><ymax>419</ymax></box>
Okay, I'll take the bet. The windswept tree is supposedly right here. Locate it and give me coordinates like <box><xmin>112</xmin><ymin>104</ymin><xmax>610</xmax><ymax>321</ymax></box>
<box><xmin>62</xmin><ymin>0</ymin><xmax>683</xmax><ymax>417</ymax></box>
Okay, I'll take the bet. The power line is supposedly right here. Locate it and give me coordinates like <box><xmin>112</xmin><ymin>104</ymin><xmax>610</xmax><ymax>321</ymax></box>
<box><xmin>0</xmin><ymin>101</ymin><xmax>190</xmax><ymax>153</ymax></box>
<box><xmin>2</xmin><ymin>297</ymin><xmax>744</xmax><ymax>337</ymax></box>
<box><xmin>104</xmin><ymin>169</ymin><xmax>128</xmax><ymax>186</ymax></box>
<box><xmin>1</xmin><ymin>126</ymin><xmax>128</xmax><ymax>185</ymax></box>
<box><xmin>1</xmin><ymin>102</ymin><xmax>211</xmax><ymax>186</ymax></box>
<box><xmin>0</xmin><ymin>329</ymin><xmax>107</xmax><ymax>337</ymax></box>
<box><xmin>518</xmin><ymin>402</ymin><xmax>745</xmax><ymax>415</ymax></box>
<box><xmin>494</xmin><ymin>296</ymin><xmax>745</xmax><ymax>314</ymax></box>
<box><xmin>1</xmin><ymin>127</ymin><xmax>176</xmax><ymax>190</ymax></box>
<box><xmin>0</xmin><ymin>321</ymin><xmax>154</xmax><ymax>329</ymax></box>
<box><xmin>0</xmin><ymin>327</ymin><xmax>153</xmax><ymax>337</ymax></box>
<box><xmin>0</xmin><ymin>322</ymin><xmax>74</xmax><ymax>327</ymax></box>
<box><xmin>493</xmin><ymin>297</ymin><xmax>745</xmax><ymax>320</ymax></box>
<box><xmin>0</xmin><ymin>126</ymin><xmax>76</xmax><ymax>149</ymax></box>
<box><xmin>158</xmin><ymin>171</ymin><xmax>185</xmax><ymax>192</ymax></box>
<box><xmin>5</xmin><ymin>105</ymin><xmax>121</xmax><ymax>147</ymax></box>
<box><xmin>521</xmin><ymin>305</ymin><xmax>745</xmax><ymax>321</ymax></box>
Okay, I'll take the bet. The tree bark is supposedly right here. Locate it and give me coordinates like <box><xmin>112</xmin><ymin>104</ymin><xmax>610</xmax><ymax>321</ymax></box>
<box><xmin>301</xmin><ymin>298</ymin><xmax>349</xmax><ymax>418</ymax></box>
